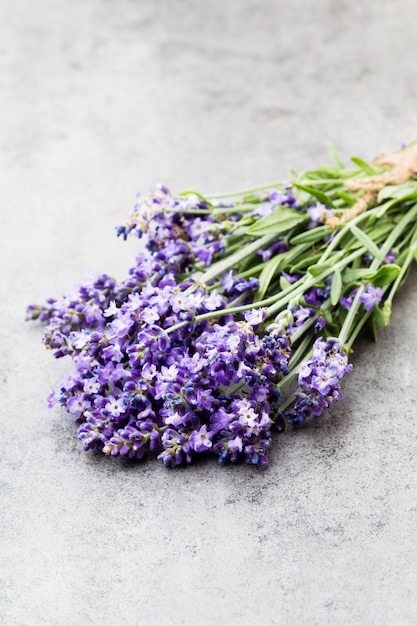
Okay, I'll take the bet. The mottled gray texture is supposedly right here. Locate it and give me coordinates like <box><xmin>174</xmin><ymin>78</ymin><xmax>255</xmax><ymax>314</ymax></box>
<box><xmin>1</xmin><ymin>1</ymin><xmax>417</xmax><ymax>624</ymax></box>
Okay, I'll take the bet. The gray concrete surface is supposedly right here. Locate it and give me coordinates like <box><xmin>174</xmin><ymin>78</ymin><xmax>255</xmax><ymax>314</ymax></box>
<box><xmin>1</xmin><ymin>1</ymin><xmax>417</xmax><ymax>624</ymax></box>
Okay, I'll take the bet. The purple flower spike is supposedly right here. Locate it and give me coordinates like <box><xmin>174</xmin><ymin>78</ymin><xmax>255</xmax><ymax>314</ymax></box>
<box><xmin>284</xmin><ymin>337</ymin><xmax>352</xmax><ymax>426</ymax></box>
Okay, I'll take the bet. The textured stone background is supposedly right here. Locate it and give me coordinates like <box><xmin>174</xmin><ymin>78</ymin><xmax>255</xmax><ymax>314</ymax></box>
<box><xmin>1</xmin><ymin>1</ymin><xmax>417</xmax><ymax>624</ymax></box>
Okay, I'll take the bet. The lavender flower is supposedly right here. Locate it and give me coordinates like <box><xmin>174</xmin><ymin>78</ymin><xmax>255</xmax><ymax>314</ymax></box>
<box><xmin>307</xmin><ymin>202</ymin><xmax>334</xmax><ymax>224</ymax></box>
<box><xmin>340</xmin><ymin>288</ymin><xmax>358</xmax><ymax>311</ymax></box>
<box><xmin>283</xmin><ymin>338</ymin><xmax>352</xmax><ymax>428</ymax></box>
<box><xmin>359</xmin><ymin>284</ymin><xmax>383</xmax><ymax>311</ymax></box>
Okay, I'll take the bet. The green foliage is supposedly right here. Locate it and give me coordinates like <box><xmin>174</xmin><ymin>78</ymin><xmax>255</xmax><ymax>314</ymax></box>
<box><xmin>365</xmin><ymin>264</ymin><xmax>401</xmax><ymax>287</ymax></box>
<box><xmin>330</xmin><ymin>269</ymin><xmax>342</xmax><ymax>306</ymax></box>
<box><xmin>377</xmin><ymin>181</ymin><xmax>417</xmax><ymax>202</ymax></box>
<box><xmin>256</xmin><ymin>254</ymin><xmax>287</xmax><ymax>301</ymax></box>
<box><xmin>373</xmin><ymin>301</ymin><xmax>392</xmax><ymax>327</ymax></box>
<box><xmin>307</xmin><ymin>264</ymin><xmax>333</xmax><ymax>277</ymax></box>
<box><xmin>336</xmin><ymin>191</ymin><xmax>356</xmax><ymax>206</ymax></box>
<box><xmin>349</xmin><ymin>224</ymin><xmax>384</xmax><ymax>261</ymax></box>
<box><xmin>293</xmin><ymin>183</ymin><xmax>336</xmax><ymax>208</ymax></box>
<box><xmin>350</xmin><ymin>156</ymin><xmax>379</xmax><ymax>176</ymax></box>
<box><xmin>290</xmin><ymin>226</ymin><xmax>331</xmax><ymax>245</ymax></box>
<box><xmin>328</xmin><ymin>142</ymin><xmax>345</xmax><ymax>169</ymax></box>
<box><xmin>192</xmin><ymin>148</ymin><xmax>417</xmax><ymax>361</ymax></box>
<box><xmin>246</xmin><ymin>208</ymin><xmax>308</xmax><ymax>237</ymax></box>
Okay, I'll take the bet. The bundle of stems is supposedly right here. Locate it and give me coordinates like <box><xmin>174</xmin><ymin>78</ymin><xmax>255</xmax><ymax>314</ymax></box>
<box><xmin>27</xmin><ymin>143</ymin><xmax>417</xmax><ymax>467</ymax></box>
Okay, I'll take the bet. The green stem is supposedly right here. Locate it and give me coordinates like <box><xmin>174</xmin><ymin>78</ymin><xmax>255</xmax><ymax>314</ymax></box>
<box><xmin>204</xmin><ymin>172</ymin><xmax>360</xmax><ymax>200</ymax></box>
<box><xmin>288</xmin><ymin>315</ymin><xmax>318</xmax><ymax>344</ymax></box>
<box><xmin>163</xmin><ymin>207</ymin><xmax>213</xmax><ymax>215</ymax></box>
<box><xmin>267</xmin><ymin>247</ymin><xmax>366</xmax><ymax>317</ymax></box>
<box><xmin>295</xmin><ymin>177</ymin><xmax>356</xmax><ymax>186</ymax></box>
<box><xmin>345</xmin><ymin>309</ymin><xmax>372</xmax><ymax>350</ymax></box>
<box><xmin>318</xmin><ymin>205</ymin><xmax>383</xmax><ymax>266</ymax></box>
<box><xmin>187</xmin><ymin>232</ymin><xmax>278</xmax><ymax>292</ymax></box>
<box><xmin>167</xmin><ymin>245</ymin><xmax>367</xmax><ymax>335</ymax></box>
<box><xmin>277</xmin><ymin>392</ymin><xmax>297</xmax><ymax>415</ymax></box>
<box><xmin>278</xmin><ymin>341</ymin><xmax>313</xmax><ymax>394</ymax></box>
<box><xmin>386</xmin><ymin>224</ymin><xmax>417</xmax><ymax>304</ymax></box>
<box><xmin>205</xmin><ymin>182</ymin><xmax>287</xmax><ymax>200</ymax></box>
<box><xmin>339</xmin><ymin>203</ymin><xmax>417</xmax><ymax>345</ymax></box>
<box><xmin>236</xmin><ymin>262</ymin><xmax>266</xmax><ymax>279</ymax></box>
<box><xmin>276</xmin><ymin>312</ymin><xmax>327</xmax><ymax>396</ymax></box>
<box><xmin>337</xmin><ymin>286</ymin><xmax>366</xmax><ymax>347</ymax></box>
<box><xmin>212</xmin><ymin>206</ymin><xmax>262</xmax><ymax>215</ymax></box>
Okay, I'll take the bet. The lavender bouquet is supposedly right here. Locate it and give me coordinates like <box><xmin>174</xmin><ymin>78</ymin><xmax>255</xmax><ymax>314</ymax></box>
<box><xmin>27</xmin><ymin>144</ymin><xmax>417</xmax><ymax>467</ymax></box>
